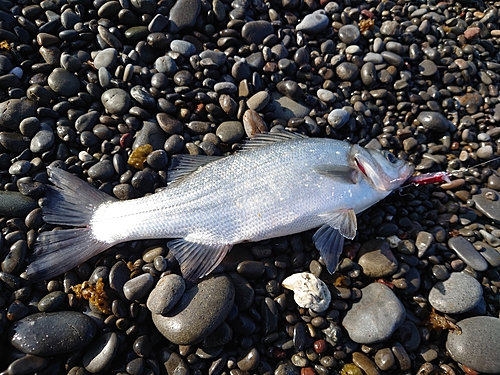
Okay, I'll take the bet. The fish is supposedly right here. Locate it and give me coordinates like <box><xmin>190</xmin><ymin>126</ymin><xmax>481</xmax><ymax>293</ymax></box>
<box><xmin>26</xmin><ymin>132</ymin><xmax>414</xmax><ymax>282</ymax></box>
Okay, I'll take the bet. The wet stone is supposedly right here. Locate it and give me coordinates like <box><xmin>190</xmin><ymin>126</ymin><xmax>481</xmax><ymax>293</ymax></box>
<box><xmin>38</xmin><ymin>291</ymin><xmax>66</xmax><ymax>312</ymax></box>
<box><xmin>241</xmin><ymin>20</ymin><xmax>273</xmax><ymax>44</ymax></box>
<box><xmin>30</xmin><ymin>129</ymin><xmax>54</xmax><ymax>153</ymax></box>
<box><xmin>327</xmin><ymin>109</ymin><xmax>350</xmax><ymax>129</ymax></box>
<box><xmin>448</xmin><ymin>236</ymin><xmax>488</xmax><ymax>272</ymax></box>
<box><xmin>0</xmin><ymin>191</ymin><xmax>37</xmax><ymax>216</ymax></box>
<box><xmin>133</xmin><ymin>120</ymin><xmax>165</xmax><ymax>151</ymax></box>
<box><xmin>0</xmin><ymin>98</ymin><xmax>38</xmax><ymax>131</ymax></box>
<box><xmin>147</xmin><ymin>274</ymin><xmax>186</xmax><ymax>314</ymax></box>
<box><xmin>343</xmin><ymin>283</ymin><xmax>406</xmax><ymax>344</ymax></box>
<box><xmin>338</xmin><ymin>25</ymin><xmax>360</xmax><ymax>44</ymax></box>
<box><xmin>124</xmin><ymin>273</ymin><xmax>155</xmax><ymax>301</ymax></box>
<box><xmin>47</xmin><ymin>68</ymin><xmax>80</xmax><ymax>97</ymax></box>
<box><xmin>417</xmin><ymin>111</ymin><xmax>449</xmax><ymax>132</ymax></box>
<box><xmin>419</xmin><ymin>60</ymin><xmax>438</xmax><ymax>76</ymax></box>
<box><xmin>336</xmin><ymin>62</ymin><xmax>359</xmax><ymax>81</ymax></box>
<box><xmin>9</xmin><ymin>312</ymin><xmax>96</xmax><ymax>355</ymax></box>
<box><xmin>428</xmin><ymin>272</ymin><xmax>483</xmax><ymax>314</ymax></box>
<box><xmin>447</xmin><ymin>316</ymin><xmax>500</xmax><ymax>374</ymax></box>
<box><xmin>88</xmin><ymin>160</ymin><xmax>115</xmax><ymax>180</ymax></box>
<box><xmin>152</xmin><ymin>275</ymin><xmax>234</xmax><ymax>345</ymax></box>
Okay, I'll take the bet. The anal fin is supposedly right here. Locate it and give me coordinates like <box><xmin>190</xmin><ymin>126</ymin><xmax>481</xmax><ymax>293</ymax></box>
<box><xmin>312</xmin><ymin>225</ymin><xmax>344</xmax><ymax>274</ymax></box>
<box><xmin>167</xmin><ymin>239</ymin><xmax>232</xmax><ymax>281</ymax></box>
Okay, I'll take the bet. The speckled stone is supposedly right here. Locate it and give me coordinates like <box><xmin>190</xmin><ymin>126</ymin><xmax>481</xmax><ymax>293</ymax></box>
<box><xmin>447</xmin><ymin>316</ymin><xmax>500</xmax><ymax>374</ymax></box>
<box><xmin>343</xmin><ymin>283</ymin><xmax>406</xmax><ymax>344</ymax></box>
<box><xmin>428</xmin><ymin>272</ymin><xmax>483</xmax><ymax>314</ymax></box>
<box><xmin>147</xmin><ymin>274</ymin><xmax>186</xmax><ymax>314</ymax></box>
<box><xmin>9</xmin><ymin>312</ymin><xmax>96</xmax><ymax>355</ymax></box>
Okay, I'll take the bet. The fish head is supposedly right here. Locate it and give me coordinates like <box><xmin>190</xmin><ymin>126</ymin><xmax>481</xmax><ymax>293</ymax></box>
<box><xmin>350</xmin><ymin>145</ymin><xmax>414</xmax><ymax>192</ymax></box>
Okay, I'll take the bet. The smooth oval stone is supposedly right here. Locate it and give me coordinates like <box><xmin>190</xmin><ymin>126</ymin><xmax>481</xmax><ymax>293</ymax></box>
<box><xmin>241</xmin><ymin>20</ymin><xmax>273</xmax><ymax>44</ymax></box>
<box><xmin>147</xmin><ymin>274</ymin><xmax>186</xmax><ymax>314</ymax></box>
<box><xmin>9</xmin><ymin>312</ymin><xmax>96</xmax><ymax>355</ymax></box>
<box><xmin>448</xmin><ymin>236</ymin><xmax>488</xmax><ymax>271</ymax></box>
<box><xmin>133</xmin><ymin>120</ymin><xmax>165</xmax><ymax>150</ymax></box>
<box><xmin>428</xmin><ymin>272</ymin><xmax>483</xmax><ymax>314</ymax></box>
<box><xmin>152</xmin><ymin>274</ymin><xmax>235</xmax><ymax>345</ymax></box>
<box><xmin>417</xmin><ymin>111</ymin><xmax>449</xmax><ymax>132</ymax></box>
<box><xmin>47</xmin><ymin>68</ymin><xmax>80</xmax><ymax>97</ymax></box>
<box><xmin>447</xmin><ymin>316</ymin><xmax>500</xmax><ymax>374</ymax></box>
<box><xmin>343</xmin><ymin>283</ymin><xmax>406</xmax><ymax>344</ymax></box>
<box><xmin>272</xmin><ymin>92</ymin><xmax>310</xmax><ymax>121</ymax></box>
<box><xmin>168</xmin><ymin>0</ymin><xmax>201</xmax><ymax>33</ymax></box>
<box><xmin>336</xmin><ymin>62</ymin><xmax>359</xmax><ymax>81</ymax></box>
<box><xmin>30</xmin><ymin>129</ymin><xmax>55</xmax><ymax>153</ymax></box>
<box><xmin>216</xmin><ymin>121</ymin><xmax>245</xmax><ymax>143</ymax></box>
<box><xmin>94</xmin><ymin>48</ymin><xmax>117</xmax><ymax>70</ymax></box>
<box><xmin>0</xmin><ymin>191</ymin><xmax>37</xmax><ymax>216</ymax></box>
<box><xmin>0</xmin><ymin>98</ymin><xmax>38</xmax><ymax>130</ymax></box>
<box><xmin>327</xmin><ymin>109</ymin><xmax>349</xmax><ymax>129</ymax></box>
<box><xmin>123</xmin><ymin>273</ymin><xmax>155</xmax><ymax>301</ymax></box>
<box><xmin>101</xmin><ymin>88</ymin><xmax>131</xmax><ymax>115</ymax></box>
<box><xmin>247</xmin><ymin>91</ymin><xmax>270</xmax><ymax>112</ymax></box>
<box><xmin>338</xmin><ymin>24</ymin><xmax>360</xmax><ymax>44</ymax></box>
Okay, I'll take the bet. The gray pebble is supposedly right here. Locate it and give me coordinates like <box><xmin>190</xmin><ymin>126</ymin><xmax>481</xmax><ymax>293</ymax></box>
<box><xmin>474</xmin><ymin>242</ymin><xmax>500</xmax><ymax>267</ymax></box>
<box><xmin>338</xmin><ymin>25</ymin><xmax>360</xmax><ymax>44</ymax></box>
<box><xmin>0</xmin><ymin>98</ymin><xmax>38</xmax><ymax>131</ymax></box>
<box><xmin>130</xmin><ymin>85</ymin><xmax>156</xmax><ymax>109</ymax></box>
<box><xmin>154</xmin><ymin>56</ymin><xmax>177</xmax><ymax>75</ymax></box>
<box><xmin>9</xmin><ymin>312</ymin><xmax>95</xmax><ymax>355</ymax></box>
<box><xmin>241</xmin><ymin>20</ymin><xmax>273</xmax><ymax>44</ymax></box>
<box><xmin>327</xmin><ymin>109</ymin><xmax>349</xmax><ymax>129</ymax></box>
<box><xmin>30</xmin><ymin>129</ymin><xmax>55</xmax><ymax>153</ymax></box>
<box><xmin>147</xmin><ymin>274</ymin><xmax>186</xmax><ymax>314</ymax></box>
<box><xmin>123</xmin><ymin>273</ymin><xmax>155</xmax><ymax>301</ymax></box>
<box><xmin>170</xmin><ymin>40</ymin><xmax>196</xmax><ymax>56</ymax></box>
<box><xmin>428</xmin><ymin>272</ymin><xmax>483</xmax><ymax>314</ymax></box>
<box><xmin>446</xmin><ymin>316</ymin><xmax>500</xmax><ymax>374</ymax></box>
<box><xmin>343</xmin><ymin>283</ymin><xmax>406</xmax><ymax>344</ymax></box>
<box><xmin>247</xmin><ymin>91</ymin><xmax>270</xmax><ymax>112</ymax></box>
<box><xmin>472</xmin><ymin>188</ymin><xmax>500</xmax><ymax>222</ymax></box>
<box><xmin>9</xmin><ymin>160</ymin><xmax>31</xmax><ymax>175</ymax></box>
<box><xmin>448</xmin><ymin>236</ymin><xmax>488</xmax><ymax>272</ymax></box>
<box><xmin>101</xmin><ymin>88</ymin><xmax>131</xmax><ymax>115</ymax></box>
<box><xmin>152</xmin><ymin>274</ymin><xmax>234</xmax><ymax>345</ymax></box>
<box><xmin>133</xmin><ymin>120</ymin><xmax>165</xmax><ymax>151</ymax></box>
<box><xmin>19</xmin><ymin>117</ymin><xmax>40</xmax><ymax>137</ymax></box>
<box><xmin>272</xmin><ymin>92</ymin><xmax>310</xmax><ymax>121</ymax></box>
<box><xmin>88</xmin><ymin>160</ymin><xmax>115</xmax><ymax>180</ymax></box>
<box><xmin>47</xmin><ymin>68</ymin><xmax>80</xmax><ymax>97</ymax></box>
<box><xmin>168</xmin><ymin>0</ymin><xmax>201</xmax><ymax>33</ymax></box>
<box><xmin>38</xmin><ymin>291</ymin><xmax>66</xmax><ymax>312</ymax></box>
<box><xmin>0</xmin><ymin>191</ymin><xmax>37</xmax><ymax>216</ymax></box>
<box><xmin>336</xmin><ymin>62</ymin><xmax>359</xmax><ymax>81</ymax></box>
<box><xmin>216</xmin><ymin>121</ymin><xmax>245</xmax><ymax>144</ymax></box>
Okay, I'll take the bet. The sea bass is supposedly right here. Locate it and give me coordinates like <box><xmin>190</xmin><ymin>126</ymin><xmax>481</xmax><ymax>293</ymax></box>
<box><xmin>26</xmin><ymin>132</ymin><xmax>414</xmax><ymax>282</ymax></box>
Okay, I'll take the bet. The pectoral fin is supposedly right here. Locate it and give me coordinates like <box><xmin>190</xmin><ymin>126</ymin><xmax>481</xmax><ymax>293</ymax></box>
<box><xmin>318</xmin><ymin>208</ymin><xmax>357</xmax><ymax>239</ymax></box>
<box><xmin>313</xmin><ymin>165</ymin><xmax>359</xmax><ymax>184</ymax></box>
<box><xmin>167</xmin><ymin>239</ymin><xmax>232</xmax><ymax>281</ymax></box>
<box><xmin>312</xmin><ymin>225</ymin><xmax>344</xmax><ymax>274</ymax></box>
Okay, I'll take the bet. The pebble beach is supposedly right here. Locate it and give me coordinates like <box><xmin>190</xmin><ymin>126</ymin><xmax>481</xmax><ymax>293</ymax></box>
<box><xmin>1</xmin><ymin>0</ymin><xmax>500</xmax><ymax>373</ymax></box>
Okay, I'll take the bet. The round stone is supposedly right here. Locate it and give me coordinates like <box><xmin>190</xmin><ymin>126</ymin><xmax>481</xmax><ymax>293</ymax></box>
<box><xmin>338</xmin><ymin>25</ymin><xmax>360</xmax><ymax>44</ymax></box>
<box><xmin>170</xmin><ymin>40</ymin><xmax>196</xmax><ymax>56</ymax></box>
<box><xmin>101</xmin><ymin>88</ymin><xmax>131</xmax><ymax>115</ymax></box>
<box><xmin>336</xmin><ymin>62</ymin><xmax>359</xmax><ymax>81</ymax></box>
<box><xmin>93</xmin><ymin>48</ymin><xmax>117</xmax><ymax>70</ymax></box>
<box><xmin>123</xmin><ymin>273</ymin><xmax>155</xmax><ymax>301</ymax></box>
<box><xmin>168</xmin><ymin>0</ymin><xmax>201</xmax><ymax>33</ymax></box>
<box><xmin>216</xmin><ymin>121</ymin><xmax>245</xmax><ymax>144</ymax></box>
<box><xmin>0</xmin><ymin>99</ymin><xmax>37</xmax><ymax>131</ymax></box>
<box><xmin>47</xmin><ymin>68</ymin><xmax>81</xmax><ymax>97</ymax></box>
<box><xmin>446</xmin><ymin>316</ymin><xmax>500</xmax><ymax>374</ymax></box>
<box><xmin>327</xmin><ymin>109</ymin><xmax>350</xmax><ymax>129</ymax></box>
<box><xmin>30</xmin><ymin>129</ymin><xmax>55</xmax><ymax>153</ymax></box>
<box><xmin>9</xmin><ymin>312</ymin><xmax>96</xmax><ymax>355</ymax></box>
<box><xmin>241</xmin><ymin>20</ymin><xmax>273</xmax><ymax>44</ymax></box>
<box><xmin>343</xmin><ymin>283</ymin><xmax>406</xmax><ymax>344</ymax></box>
<box><xmin>152</xmin><ymin>274</ymin><xmax>235</xmax><ymax>345</ymax></box>
<box><xmin>147</xmin><ymin>274</ymin><xmax>186</xmax><ymax>314</ymax></box>
<box><xmin>417</xmin><ymin>111</ymin><xmax>450</xmax><ymax>132</ymax></box>
<box><xmin>428</xmin><ymin>272</ymin><xmax>483</xmax><ymax>314</ymax></box>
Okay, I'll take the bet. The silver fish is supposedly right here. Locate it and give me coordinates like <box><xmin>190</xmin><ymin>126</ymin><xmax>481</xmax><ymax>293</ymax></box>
<box><xmin>26</xmin><ymin>132</ymin><xmax>414</xmax><ymax>282</ymax></box>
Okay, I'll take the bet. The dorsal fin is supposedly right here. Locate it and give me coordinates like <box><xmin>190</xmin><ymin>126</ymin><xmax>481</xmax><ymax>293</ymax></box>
<box><xmin>167</xmin><ymin>154</ymin><xmax>222</xmax><ymax>184</ymax></box>
<box><xmin>240</xmin><ymin>131</ymin><xmax>308</xmax><ymax>152</ymax></box>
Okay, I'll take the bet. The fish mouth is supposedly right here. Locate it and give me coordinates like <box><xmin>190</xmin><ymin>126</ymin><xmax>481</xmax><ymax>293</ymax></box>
<box><xmin>354</xmin><ymin>157</ymin><xmax>367</xmax><ymax>176</ymax></box>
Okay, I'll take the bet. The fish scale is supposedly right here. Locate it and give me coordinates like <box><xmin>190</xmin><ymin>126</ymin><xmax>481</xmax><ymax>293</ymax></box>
<box><xmin>26</xmin><ymin>132</ymin><xmax>413</xmax><ymax>282</ymax></box>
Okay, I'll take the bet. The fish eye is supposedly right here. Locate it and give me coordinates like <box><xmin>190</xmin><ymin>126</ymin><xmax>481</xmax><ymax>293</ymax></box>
<box><xmin>383</xmin><ymin>151</ymin><xmax>397</xmax><ymax>163</ymax></box>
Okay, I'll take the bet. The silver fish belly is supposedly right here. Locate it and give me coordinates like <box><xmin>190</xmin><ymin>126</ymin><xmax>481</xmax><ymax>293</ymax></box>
<box><xmin>26</xmin><ymin>132</ymin><xmax>413</xmax><ymax>281</ymax></box>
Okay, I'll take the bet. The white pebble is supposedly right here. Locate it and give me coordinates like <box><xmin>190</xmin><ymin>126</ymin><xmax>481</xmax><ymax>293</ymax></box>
<box><xmin>282</xmin><ymin>272</ymin><xmax>331</xmax><ymax>312</ymax></box>
<box><xmin>79</xmin><ymin>150</ymin><xmax>94</xmax><ymax>162</ymax></box>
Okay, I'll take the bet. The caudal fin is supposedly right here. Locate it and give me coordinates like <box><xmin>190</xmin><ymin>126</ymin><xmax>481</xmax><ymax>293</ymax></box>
<box><xmin>26</xmin><ymin>167</ymin><xmax>116</xmax><ymax>282</ymax></box>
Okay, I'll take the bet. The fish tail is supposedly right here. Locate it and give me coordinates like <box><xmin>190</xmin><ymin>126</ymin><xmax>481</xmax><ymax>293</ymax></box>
<box><xmin>26</xmin><ymin>167</ymin><xmax>115</xmax><ymax>282</ymax></box>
